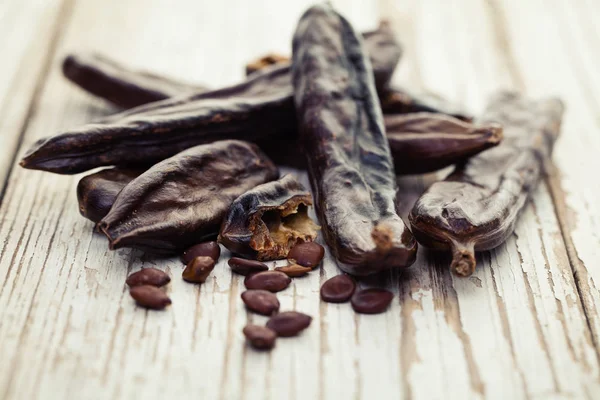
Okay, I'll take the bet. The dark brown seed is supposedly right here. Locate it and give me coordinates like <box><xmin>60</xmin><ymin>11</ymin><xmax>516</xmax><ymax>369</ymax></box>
<box><xmin>243</xmin><ymin>325</ymin><xmax>277</xmax><ymax>350</ymax></box>
<box><xmin>129</xmin><ymin>285</ymin><xmax>171</xmax><ymax>310</ymax></box>
<box><xmin>241</xmin><ymin>290</ymin><xmax>280</xmax><ymax>316</ymax></box>
<box><xmin>266</xmin><ymin>311</ymin><xmax>312</xmax><ymax>337</ymax></box>
<box><xmin>351</xmin><ymin>288</ymin><xmax>394</xmax><ymax>314</ymax></box>
<box><xmin>320</xmin><ymin>275</ymin><xmax>356</xmax><ymax>303</ymax></box>
<box><xmin>126</xmin><ymin>268</ymin><xmax>171</xmax><ymax>287</ymax></box>
<box><xmin>228</xmin><ymin>257</ymin><xmax>269</xmax><ymax>276</ymax></box>
<box><xmin>244</xmin><ymin>271</ymin><xmax>291</xmax><ymax>292</ymax></box>
<box><xmin>182</xmin><ymin>256</ymin><xmax>216</xmax><ymax>283</ymax></box>
<box><xmin>181</xmin><ymin>241</ymin><xmax>221</xmax><ymax>265</ymax></box>
<box><xmin>274</xmin><ymin>263</ymin><xmax>312</xmax><ymax>278</ymax></box>
<box><xmin>287</xmin><ymin>242</ymin><xmax>325</xmax><ymax>269</ymax></box>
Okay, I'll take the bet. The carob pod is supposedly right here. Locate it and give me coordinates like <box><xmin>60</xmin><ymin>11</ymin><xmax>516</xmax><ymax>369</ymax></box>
<box><xmin>255</xmin><ymin>113</ymin><xmax>500</xmax><ymax>173</ymax></box>
<box><xmin>77</xmin><ymin>168</ymin><xmax>142</xmax><ymax>223</ymax></box>
<box><xmin>292</xmin><ymin>4</ymin><xmax>417</xmax><ymax>276</ymax></box>
<box><xmin>21</xmin><ymin>23</ymin><xmax>400</xmax><ymax>175</ymax></box>
<box><xmin>63</xmin><ymin>53</ymin><xmax>207</xmax><ymax>109</ymax></box>
<box><xmin>22</xmin><ymin>24</ymin><xmax>475</xmax><ymax>176</ymax></box>
<box><xmin>61</xmin><ymin>22</ymin><xmax>400</xmax><ymax>110</ymax></box>
<box><xmin>20</xmin><ymin>65</ymin><xmax>296</xmax><ymax>174</ymax></box>
<box><xmin>218</xmin><ymin>175</ymin><xmax>319</xmax><ymax>261</ymax></box>
<box><xmin>409</xmin><ymin>92</ymin><xmax>564</xmax><ymax>277</ymax></box>
<box><xmin>98</xmin><ymin>140</ymin><xmax>279</xmax><ymax>254</ymax></box>
<box><xmin>385</xmin><ymin>113</ymin><xmax>502</xmax><ymax>174</ymax></box>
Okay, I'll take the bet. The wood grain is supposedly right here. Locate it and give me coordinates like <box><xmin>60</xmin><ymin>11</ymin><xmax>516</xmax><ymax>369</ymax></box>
<box><xmin>0</xmin><ymin>0</ymin><xmax>599</xmax><ymax>399</ymax></box>
<box><xmin>0</xmin><ymin>0</ymin><xmax>71</xmax><ymax>199</ymax></box>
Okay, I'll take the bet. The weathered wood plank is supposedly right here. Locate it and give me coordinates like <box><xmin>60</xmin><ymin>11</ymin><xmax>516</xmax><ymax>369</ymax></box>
<box><xmin>492</xmin><ymin>0</ymin><xmax>600</xmax><ymax>357</ymax></box>
<box><xmin>0</xmin><ymin>0</ymin><xmax>70</xmax><ymax>198</ymax></box>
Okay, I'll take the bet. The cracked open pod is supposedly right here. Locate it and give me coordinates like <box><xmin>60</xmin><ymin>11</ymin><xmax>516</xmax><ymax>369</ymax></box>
<box><xmin>218</xmin><ymin>175</ymin><xmax>320</xmax><ymax>260</ymax></box>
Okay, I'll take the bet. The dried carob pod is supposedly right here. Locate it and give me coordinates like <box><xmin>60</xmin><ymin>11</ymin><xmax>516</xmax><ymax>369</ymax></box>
<box><xmin>98</xmin><ymin>140</ymin><xmax>279</xmax><ymax>254</ymax></box>
<box><xmin>219</xmin><ymin>175</ymin><xmax>319</xmax><ymax>260</ymax></box>
<box><xmin>292</xmin><ymin>5</ymin><xmax>417</xmax><ymax>275</ymax></box>
<box><xmin>385</xmin><ymin>113</ymin><xmax>502</xmax><ymax>174</ymax></box>
<box><xmin>20</xmin><ymin>64</ymin><xmax>295</xmax><ymax>174</ymax></box>
<box><xmin>409</xmin><ymin>92</ymin><xmax>564</xmax><ymax>276</ymax></box>
<box><xmin>63</xmin><ymin>53</ymin><xmax>206</xmax><ymax>109</ymax></box>
<box><xmin>62</xmin><ymin>22</ymin><xmax>400</xmax><ymax>110</ymax></box>
<box><xmin>77</xmin><ymin>168</ymin><xmax>142</xmax><ymax>223</ymax></box>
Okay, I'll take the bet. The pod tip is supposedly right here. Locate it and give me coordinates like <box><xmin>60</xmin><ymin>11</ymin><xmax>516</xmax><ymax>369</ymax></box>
<box><xmin>451</xmin><ymin>249</ymin><xmax>476</xmax><ymax>277</ymax></box>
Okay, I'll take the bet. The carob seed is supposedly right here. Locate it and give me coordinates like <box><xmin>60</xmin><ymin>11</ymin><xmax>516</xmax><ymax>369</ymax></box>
<box><xmin>129</xmin><ymin>285</ymin><xmax>171</xmax><ymax>310</ymax></box>
<box><xmin>126</xmin><ymin>268</ymin><xmax>171</xmax><ymax>287</ymax></box>
<box><xmin>228</xmin><ymin>257</ymin><xmax>269</xmax><ymax>276</ymax></box>
<box><xmin>351</xmin><ymin>288</ymin><xmax>394</xmax><ymax>314</ymax></box>
<box><xmin>244</xmin><ymin>271</ymin><xmax>291</xmax><ymax>292</ymax></box>
<box><xmin>274</xmin><ymin>263</ymin><xmax>312</xmax><ymax>278</ymax></box>
<box><xmin>287</xmin><ymin>242</ymin><xmax>325</xmax><ymax>269</ymax></box>
<box><xmin>182</xmin><ymin>256</ymin><xmax>216</xmax><ymax>283</ymax></box>
<box><xmin>241</xmin><ymin>290</ymin><xmax>280</xmax><ymax>316</ymax></box>
<box><xmin>266</xmin><ymin>311</ymin><xmax>312</xmax><ymax>337</ymax></box>
<box><xmin>181</xmin><ymin>241</ymin><xmax>221</xmax><ymax>265</ymax></box>
<box><xmin>320</xmin><ymin>275</ymin><xmax>356</xmax><ymax>303</ymax></box>
<box><xmin>243</xmin><ymin>325</ymin><xmax>277</xmax><ymax>350</ymax></box>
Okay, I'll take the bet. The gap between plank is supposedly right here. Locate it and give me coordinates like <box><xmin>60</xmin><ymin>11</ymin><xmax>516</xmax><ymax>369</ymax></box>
<box><xmin>0</xmin><ymin>0</ymin><xmax>78</xmax><ymax>206</ymax></box>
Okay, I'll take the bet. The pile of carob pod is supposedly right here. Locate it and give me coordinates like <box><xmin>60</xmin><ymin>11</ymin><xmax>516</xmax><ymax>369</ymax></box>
<box><xmin>19</xmin><ymin>4</ymin><xmax>564</xmax><ymax>351</ymax></box>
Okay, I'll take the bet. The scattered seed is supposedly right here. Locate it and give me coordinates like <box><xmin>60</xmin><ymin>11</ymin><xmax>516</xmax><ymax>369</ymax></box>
<box><xmin>320</xmin><ymin>275</ymin><xmax>356</xmax><ymax>303</ymax></box>
<box><xmin>351</xmin><ymin>288</ymin><xmax>393</xmax><ymax>314</ymax></box>
<box><xmin>287</xmin><ymin>242</ymin><xmax>324</xmax><ymax>268</ymax></box>
<box><xmin>228</xmin><ymin>257</ymin><xmax>269</xmax><ymax>275</ymax></box>
<box><xmin>181</xmin><ymin>241</ymin><xmax>221</xmax><ymax>265</ymax></box>
<box><xmin>243</xmin><ymin>325</ymin><xmax>277</xmax><ymax>350</ymax></box>
<box><xmin>126</xmin><ymin>268</ymin><xmax>170</xmax><ymax>287</ymax></box>
<box><xmin>244</xmin><ymin>271</ymin><xmax>291</xmax><ymax>292</ymax></box>
<box><xmin>275</xmin><ymin>263</ymin><xmax>312</xmax><ymax>277</ymax></box>
<box><xmin>129</xmin><ymin>285</ymin><xmax>171</xmax><ymax>310</ymax></box>
<box><xmin>182</xmin><ymin>256</ymin><xmax>215</xmax><ymax>283</ymax></box>
<box><xmin>241</xmin><ymin>290</ymin><xmax>280</xmax><ymax>316</ymax></box>
<box><xmin>266</xmin><ymin>311</ymin><xmax>312</xmax><ymax>337</ymax></box>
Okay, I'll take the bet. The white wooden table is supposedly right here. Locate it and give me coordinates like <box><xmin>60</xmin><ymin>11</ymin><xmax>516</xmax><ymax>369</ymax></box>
<box><xmin>1</xmin><ymin>0</ymin><xmax>599</xmax><ymax>399</ymax></box>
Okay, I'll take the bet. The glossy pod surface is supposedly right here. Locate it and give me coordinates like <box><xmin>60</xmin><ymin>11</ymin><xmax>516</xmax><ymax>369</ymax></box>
<box><xmin>409</xmin><ymin>92</ymin><xmax>564</xmax><ymax>276</ymax></box>
<box><xmin>219</xmin><ymin>175</ymin><xmax>319</xmax><ymax>260</ymax></box>
<box><xmin>292</xmin><ymin>4</ymin><xmax>417</xmax><ymax>276</ymax></box>
<box><xmin>97</xmin><ymin>140</ymin><xmax>279</xmax><ymax>254</ymax></box>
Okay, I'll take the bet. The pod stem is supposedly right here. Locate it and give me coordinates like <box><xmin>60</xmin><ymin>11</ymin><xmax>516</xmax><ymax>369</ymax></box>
<box><xmin>450</xmin><ymin>241</ymin><xmax>476</xmax><ymax>277</ymax></box>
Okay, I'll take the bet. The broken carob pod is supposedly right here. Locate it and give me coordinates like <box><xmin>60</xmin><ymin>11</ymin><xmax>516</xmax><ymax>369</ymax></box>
<box><xmin>385</xmin><ymin>113</ymin><xmax>503</xmax><ymax>174</ymax></box>
<box><xmin>97</xmin><ymin>140</ymin><xmax>279</xmax><ymax>254</ymax></box>
<box><xmin>380</xmin><ymin>86</ymin><xmax>473</xmax><ymax>122</ymax></box>
<box><xmin>63</xmin><ymin>53</ymin><xmax>208</xmax><ymax>109</ymax></box>
<box><xmin>218</xmin><ymin>174</ymin><xmax>319</xmax><ymax>260</ymax></box>
<box><xmin>409</xmin><ymin>92</ymin><xmax>564</xmax><ymax>277</ymax></box>
<box><xmin>292</xmin><ymin>4</ymin><xmax>417</xmax><ymax>275</ymax></box>
<box><xmin>77</xmin><ymin>167</ymin><xmax>142</xmax><ymax>223</ymax></box>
